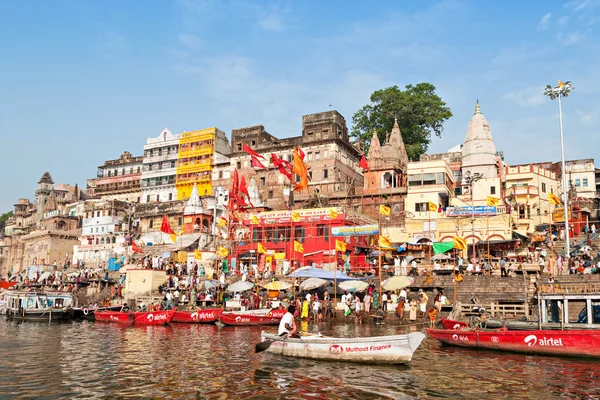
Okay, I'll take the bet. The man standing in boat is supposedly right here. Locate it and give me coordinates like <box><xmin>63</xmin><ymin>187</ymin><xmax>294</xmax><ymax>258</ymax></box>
<box><xmin>278</xmin><ymin>305</ymin><xmax>297</xmax><ymax>337</ymax></box>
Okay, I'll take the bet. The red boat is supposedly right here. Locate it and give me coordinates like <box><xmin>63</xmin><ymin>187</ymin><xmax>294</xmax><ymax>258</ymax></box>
<box><xmin>172</xmin><ymin>308</ymin><xmax>223</xmax><ymax>323</ymax></box>
<box><xmin>95</xmin><ymin>309</ymin><xmax>176</xmax><ymax>325</ymax></box>
<box><xmin>217</xmin><ymin>308</ymin><xmax>287</xmax><ymax>326</ymax></box>
<box><xmin>427</xmin><ymin>327</ymin><xmax>600</xmax><ymax>358</ymax></box>
<box><xmin>440</xmin><ymin>318</ymin><xmax>469</xmax><ymax>330</ymax></box>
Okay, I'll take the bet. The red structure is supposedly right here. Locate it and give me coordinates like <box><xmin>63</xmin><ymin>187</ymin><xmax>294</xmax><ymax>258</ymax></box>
<box><xmin>233</xmin><ymin>207</ymin><xmax>375</xmax><ymax>272</ymax></box>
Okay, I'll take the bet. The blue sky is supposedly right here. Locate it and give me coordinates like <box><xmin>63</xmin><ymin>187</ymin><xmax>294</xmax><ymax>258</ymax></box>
<box><xmin>1</xmin><ymin>0</ymin><xmax>599</xmax><ymax>212</ymax></box>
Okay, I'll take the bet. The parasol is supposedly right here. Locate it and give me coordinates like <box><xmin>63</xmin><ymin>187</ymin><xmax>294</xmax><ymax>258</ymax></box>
<box><xmin>382</xmin><ymin>276</ymin><xmax>414</xmax><ymax>291</ymax></box>
<box><xmin>263</xmin><ymin>281</ymin><xmax>292</xmax><ymax>291</ymax></box>
<box><xmin>431</xmin><ymin>254</ymin><xmax>451</xmax><ymax>261</ymax></box>
<box><xmin>299</xmin><ymin>278</ymin><xmax>329</xmax><ymax>291</ymax></box>
<box><xmin>339</xmin><ymin>280</ymin><xmax>369</xmax><ymax>293</ymax></box>
<box><xmin>227</xmin><ymin>280</ymin><xmax>255</xmax><ymax>292</ymax></box>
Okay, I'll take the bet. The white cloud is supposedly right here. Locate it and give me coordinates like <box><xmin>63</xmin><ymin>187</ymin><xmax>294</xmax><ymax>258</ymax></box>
<box><xmin>565</xmin><ymin>0</ymin><xmax>600</xmax><ymax>12</ymax></box>
<box><xmin>503</xmin><ymin>86</ymin><xmax>546</xmax><ymax>107</ymax></box>
<box><xmin>538</xmin><ymin>12</ymin><xmax>552</xmax><ymax>29</ymax></box>
<box><xmin>558</xmin><ymin>15</ymin><xmax>570</xmax><ymax>25</ymax></box>
<box><xmin>577</xmin><ymin>109</ymin><xmax>598</xmax><ymax>125</ymax></box>
<box><xmin>257</xmin><ymin>7</ymin><xmax>285</xmax><ymax>32</ymax></box>
<box><xmin>557</xmin><ymin>31</ymin><xmax>584</xmax><ymax>44</ymax></box>
<box><xmin>179</xmin><ymin>33</ymin><xmax>202</xmax><ymax>50</ymax></box>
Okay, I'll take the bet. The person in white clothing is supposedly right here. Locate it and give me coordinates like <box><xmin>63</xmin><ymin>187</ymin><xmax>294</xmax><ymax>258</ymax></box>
<box><xmin>401</xmin><ymin>258</ymin><xmax>408</xmax><ymax>275</ymax></box>
<box><xmin>306</xmin><ymin>293</ymin><xmax>312</xmax><ymax>302</ymax></box>
<box><xmin>278</xmin><ymin>305</ymin><xmax>297</xmax><ymax>336</ymax></box>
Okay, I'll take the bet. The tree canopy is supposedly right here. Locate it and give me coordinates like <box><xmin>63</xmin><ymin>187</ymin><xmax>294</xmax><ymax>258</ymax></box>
<box><xmin>351</xmin><ymin>83</ymin><xmax>453</xmax><ymax>160</ymax></box>
<box><xmin>0</xmin><ymin>211</ymin><xmax>13</xmax><ymax>234</ymax></box>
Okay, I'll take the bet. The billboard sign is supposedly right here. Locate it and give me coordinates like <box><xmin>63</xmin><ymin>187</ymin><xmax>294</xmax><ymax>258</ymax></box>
<box><xmin>331</xmin><ymin>224</ymin><xmax>379</xmax><ymax>237</ymax></box>
<box><xmin>446</xmin><ymin>206</ymin><xmax>497</xmax><ymax>217</ymax></box>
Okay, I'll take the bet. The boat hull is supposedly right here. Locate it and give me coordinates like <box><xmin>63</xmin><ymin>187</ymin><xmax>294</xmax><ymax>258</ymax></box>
<box><xmin>70</xmin><ymin>305</ymin><xmax>125</xmax><ymax>321</ymax></box>
<box><xmin>217</xmin><ymin>309</ymin><xmax>286</xmax><ymax>326</ymax></box>
<box><xmin>7</xmin><ymin>309</ymin><xmax>71</xmax><ymax>322</ymax></box>
<box><xmin>261</xmin><ymin>332</ymin><xmax>426</xmax><ymax>364</ymax></box>
<box><xmin>427</xmin><ymin>328</ymin><xmax>600</xmax><ymax>358</ymax></box>
<box><xmin>95</xmin><ymin>310</ymin><xmax>176</xmax><ymax>325</ymax></box>
<box><xmin>172</xmin><ymin>309</ymin><xmax>223</xmax><ymax>323</ymax></box>
<box><xmin>441</xmin><ymin>318</ymin><xmax>600</xmax><ymax>331</ymax></box>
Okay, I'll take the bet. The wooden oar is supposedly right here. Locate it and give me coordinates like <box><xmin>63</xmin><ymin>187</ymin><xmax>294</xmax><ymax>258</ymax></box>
<box><xmin>255</xmin><ymin>332</ymin><xmax>287</xmax><ymax>353</ymax></box>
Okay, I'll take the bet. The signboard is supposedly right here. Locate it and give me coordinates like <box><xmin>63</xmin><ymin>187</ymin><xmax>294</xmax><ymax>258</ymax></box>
<box><xmin>331</xmin><ymin>224</ymin><xmax>379</xmax><ymax>237</ymax></box>
<box><xmin>446</xmin><ymin>206</ymin><xmax>497</xmax><ymax>217</ymax></box>
<box><xmin>243</xmin><ymin>207</ymin><xmax>343</xmax><ymax>224</ymax></box>
<box><xmin>552</xmin><ymin>208</ymin><xmax>572</xmax><ymax>223</ymax></box>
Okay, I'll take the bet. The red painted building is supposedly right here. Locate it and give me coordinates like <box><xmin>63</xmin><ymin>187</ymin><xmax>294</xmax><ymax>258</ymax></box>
<box><xmin>232</xmin><ymin>207</ymin><xmax>376</xmax><ymax>272</ymax></box>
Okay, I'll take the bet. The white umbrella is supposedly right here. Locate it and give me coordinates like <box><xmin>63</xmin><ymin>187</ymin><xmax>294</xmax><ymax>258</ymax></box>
<box><xmin>431</xmin><ymin>254</ymin><xmax>451</xmax><ymax>261</ymax></box>
<box><xmin>263</xmin><ymin>281</ymin><xmax>292</xmax><ymax>291</ymax></box>
<box><xmin>227</xmin><ymin>281</ymin><xmax>254</xmax><ymax>292</ymax></box>
<box><xmin>299</xmin><ymin>278</ymin><xmax>329</xmax><ymax>291</ymax></box>
<box><xmin>339</xmin><ymin>280</ymin><xmax>369</xmax><ymax>293</ymax></box>
<box><xmin>382</xmin><ymin>276</ymin><xmax>414</xmax><ymax>291</ymax></box>
<box><xmin>38</xmin><ymin>271</ymin><xmax>51</xmax><ymax>282</ymax></box>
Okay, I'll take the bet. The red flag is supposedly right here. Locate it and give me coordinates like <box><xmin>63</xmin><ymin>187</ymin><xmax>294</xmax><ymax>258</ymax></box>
<box><xmin>242</xmin><ymin>143</ymin><xmax>265</xmax><ymax>160</ymax></box>
<box><xmin>271</xmin><ymin>153</ymin><xmax>292</xmax><ymax>180</ymax></box>
<box><xmin>251</xmin><ymin>155</ymin><xmax>267</xmax><ymax>169</ymax></box>
<box><xmin>160</xmin><ymin>215</ymin><xmax>175</xmax><ymax>235</ymax></box>
<box><xmin>359</xmin><ymin>155</ymin><xmax>370</xmax><ymax>172</ymax></box>
<box><xmin>297</xmin><ymin>147</ymin><xmax>305</xmax><ymax>160</ymax></box>
<box><xmin>131</xmin><ymin>239</ymin><xmax>143</xmax><ymax>253</ymax></box>
<box><xmin>293</xmin><ymin>147</ymin><xmax>308</xmax><ymax>192</ymax></box>
<box><xmin>239</xmin><ymin>176</ymin><xmax>254</xmax><ymax>207</ymax></box>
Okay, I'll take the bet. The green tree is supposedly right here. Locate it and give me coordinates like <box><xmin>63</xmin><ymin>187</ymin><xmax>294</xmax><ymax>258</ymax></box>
<box><xmin>351</xmin><ymin>83</ymin><xmax>453</xmax><ymax>160</ymax></box>
<box><xmin>0</xmin><ymin>211</ymin><xmax>13</xmax><ymax>234</ymax></box>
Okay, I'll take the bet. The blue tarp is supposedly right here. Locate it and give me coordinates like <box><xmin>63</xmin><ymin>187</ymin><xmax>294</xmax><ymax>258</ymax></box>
<box><xmin>286</xmin><ymin>267</ymin><xmax>357</xmax><ymax>281</ymax></box>
<box><xmin>108</xmin><ymin>258</ymin><xmax>119</xmax><ymax>271</ymax></box>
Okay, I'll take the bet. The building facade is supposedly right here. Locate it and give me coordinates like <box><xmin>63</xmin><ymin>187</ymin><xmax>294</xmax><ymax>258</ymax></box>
<box><xmin>95</xmin><ymin>151</ymin><xmax>143</xmax><ymax>203</ymax></box>
<box><xmin>176</xmin><ymin>128</ymin><xmax>231</xmax><ymax>200</ymax></box>
<box><xmin>141</xmin><ymin>128</ymin><xmax>181</xmax><ymax>204</ymax></box>
<box><xmin>560</xmin><ymin>159</ymin><xmax>596</xmax><ymax>199</ymax></box>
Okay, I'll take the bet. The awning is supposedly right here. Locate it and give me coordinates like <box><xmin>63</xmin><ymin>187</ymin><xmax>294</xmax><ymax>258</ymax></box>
<box><xmin>287</xmin><ymin>266</ymin><xmax>357</xmax><ymax>281</ymax></box>
<box><xmin>512</xmin><ymin>232</ymin><xmax>529</xmax><ymax>242</ymax></box>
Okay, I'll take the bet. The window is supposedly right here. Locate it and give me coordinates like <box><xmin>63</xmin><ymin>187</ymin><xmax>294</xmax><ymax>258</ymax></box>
<box><xmin>251</xmin><ymin>140</ymin><xmax>256</xmax><ymax>146</ymax></box>
<box><xmin>130</xmin><ymin>167</ymin><xmax>133</xmax><ymax>174</ymax></box>
<box><xmin>408</xmin><ymin>175</ymin><xmax>422</xmax><ymax>186</ymax></box>
<box><xmin>156</xmin><ymin>195</ymin><xmax>160</xmax><ymax>202</ymax></box>
<box><xmin>171</xmin><ymin>161</ymin><xmax>176</xmax><ymax>168</ymax></box>
<box><xmin>236</xmin><ymin>161</ymin><xmax>242</xmax><ymax>169</ymax></box>
<box><xmin>541</xmin><ymin>183</ymin><xmax>546</xmax><ymax>193</ymax></box>
<box><xmin>490</xmin><ymin>186</ymin><xmax>496</xmax><ymax>195</ymax></box>
<box><xmin>148</xmin><ymin>164</ymin><xmax>152</xmax><ymax>171</ymax></box>
<box><xmin>168</xmin><ymin>193</ymin><xmax>172</xmax><ymax>201</ymax></box>
<box><xmin>178</xmin><ymin>217</ymin><xmax>183</xmax><ymax>225</ymax></box>
<box><xmin>323</xmin><ymin>169</ymin><xmax>328</xmax><ymax>179</ymax></box>
<box><xmin>122</xmin><ymin>168</ymin><xmax>125</xmax><ymax>175</ymax></box>
<box><xmin>107</xmin><ymin>171</ymin><xmax>112</xmax><ymax>177</ymax></box>
<box><xmin>324</xmin><ymin>150</ymin><xmax>328</xmax><ymax>158</ymax></box>
<box><xmin>137</xmin><ymin>167</ymin><xmax>141</xmax><ymax>173</ymax></box>
<box><xmin>309</xmin><ymin>171</ymin><xmax>313</xmax><ymax>180</ymax></box>
<box><xmin>307</xmin><ymin>152</ymin><xmax>313</xmax><ymax>161</ymax></box>
<box><xmin>422</xmin><ymin>173</ymin><xmax>436</xmax><ymax>185</ymax></box>
<box><xmin>315</xmin><ymin>151</ymin><xmax>320</xmax><ymax>160</ymax></box>
<box><xmin>260</xmin><ymin>177</ymin><xmax>266</xmax><ymax>186</ymax></box>
<box><xmin>583</xmin><ymin>178</ymin><xmax>588</xmax><ymax>187</ymax></box>
<box><xmin>237</xmin><ymin>143</ymin><xmax>242</xmax><ymax>151</ymax></box>
<box><xmin>268</xmin><ymin>190</ymin><xmax>273</xmax><ymax>199</ymax></box>
<box><xmin>575</xmin><ymin>179</ymin><xmax>581</xmax><ymax>187</ymax></box>
<box><xmin>415</xmin><ymin>202</ymin><xmax>428</xmax><ymax>212</ymax></box>
<box><xmin>149</xmin><ymin>219</ymin><xmax>153</xmax><ymax>229</ymax></box>
<box><xmin>146</xmin><ymin>195</ymin><xmax>150</xmax><ymax>203</ymax></box>
<box><xmin>219</xmin><ymin>171</ymin><xmax>223</xmax><ymax>179</ymax></box>
<box><xmin>317</xmin><ymin>224</ymin><xmax>329</xmax><ymax>242</ymax></box>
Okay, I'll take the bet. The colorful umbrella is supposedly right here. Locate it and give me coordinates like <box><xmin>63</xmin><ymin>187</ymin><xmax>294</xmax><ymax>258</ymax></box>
<box><xmin>263</xmin><ymin>281</ymin><xmax>292</xmax><ymax>291</ymax></box>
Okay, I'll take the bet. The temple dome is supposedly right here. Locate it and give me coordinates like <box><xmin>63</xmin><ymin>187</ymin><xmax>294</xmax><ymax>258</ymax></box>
<box><xmin>461</xmin><ymin>101</ymin><xmax>498</xmax><ymax>178</ymax></box>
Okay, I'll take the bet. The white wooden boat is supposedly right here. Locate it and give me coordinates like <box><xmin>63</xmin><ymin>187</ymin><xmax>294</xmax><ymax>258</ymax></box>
<box><xmin>260</xmin><ymin>331</ymin><xmax>425</xmax><ymax>364</ymax></box>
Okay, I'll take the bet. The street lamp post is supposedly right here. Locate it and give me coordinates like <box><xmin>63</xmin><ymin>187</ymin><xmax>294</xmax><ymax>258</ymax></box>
<box><xmin>544</xmin><ymin>81</ymin><xmax>574</xmax><ymax>258</ymax></box>
<box><xmin>464</xmin><ymin>171</ymin><xmax>483</xmax><ymax>260</ymax></box>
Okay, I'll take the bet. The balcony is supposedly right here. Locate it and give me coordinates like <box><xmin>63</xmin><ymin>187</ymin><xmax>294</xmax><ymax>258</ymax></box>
<box><xmin>503</xmin><ymin>185</ymin><xmax>539</xmax><ymax>199</ymax></box>
<box><xmin>141</xmin><ymin>168</ymin><xmax>176</xmax><ymax>180</ymax></box>
<box><xmin>95</xmin><ymin>183</ymin><xmax>140</xmax><ymax>194</ymax></box>
<box><xmin>176</xmin><ymin>162</ymin><xmax>213</xmax><ymax>174</ymax></box>
<box><xmin>143</xmin><ymin>153</ymin><xmax>178</xmax><ymax>163</ymax></box>
<box><xmin>141</xmin><ymin>179</ymin><xmax>176</xmax><ymax>188</ymax></box>
<box><xmin>176</xmin><ymin>175</ymin><xmax>211</xmax><ymax>184</ymax></box>
<box><xmin>96</xmin><ymin>173</ymin><xmax>142</xmax><ymax>185</ymax></box>
<box><xmin>178</xmin><ymin>147</ymin><xmax>213</xmax><ymax>159</ymax></box>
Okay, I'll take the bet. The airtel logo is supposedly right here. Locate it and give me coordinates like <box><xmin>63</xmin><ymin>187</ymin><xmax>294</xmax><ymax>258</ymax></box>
<box><xmin>147</xmin><ymin>314</ymin><xmax>154</xmax><ymax>322</ymax></box>
<box><xmin>523</xmin><ymin>334</ymin><xmax>563</xmax><ymax>347</ymax></box>
<box><xmin>329</xmin><ymin>345</ymin><xmax>344</xmax><ymax>354</ymax></box>
<box><xmin>452</xmin><ymin>334</ymin><xmax>459</xmax><ymax>341</ymax></box>
<box><xmin>191</xmin><ymin>312</ymin><xmax>199</xmax><ymax>320</ymax></box>
<box><xmin>524</xmin><ymin>335</ymin><xmax>537</xmax><ymax>347</ymax></box>
<box><xmin>453</xmin><ymin>324</ymin><xmax>461</xmax><ymax>330</ymax></box>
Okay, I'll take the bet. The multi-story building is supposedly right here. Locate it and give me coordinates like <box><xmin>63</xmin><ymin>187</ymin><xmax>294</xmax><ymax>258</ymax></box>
<box><xmin>73</xmin><ymin>200</ymin><xmax>132</xmax><ymax>266</ymax></box>
<box><xmin>558</xmin><ymin>159</ymin><xmax>596</xmax><ymax>200</ymax></box>
<box><xmin>176</xmin><ymin>128</ymin><xmax>231</xmax><ymax>200</ymax></box>
<box><xmin>504</xmin><ymin>164</ymin><xmax>561</xmax><ymax>233</ymax></box>
<box><xmin>141</xmin><ymin>128</ymin><xmax>181</xmax><ymax>203</ymax></box>
<box><xmin>95</xmin><ymin>151</ymin><xmax>143</xmax><ymax>203</ymax></box>
<box><xmin>229</xmin><ymin>111</ymin><xmax>364</xmax><ymax>211</ymax></box>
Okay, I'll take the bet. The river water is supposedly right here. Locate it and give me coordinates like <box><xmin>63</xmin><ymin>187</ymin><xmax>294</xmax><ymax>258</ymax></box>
<box><xmin>0</xmin><ymin>320</ymin><xmax>599</xmax><ymax>399</ymax></box>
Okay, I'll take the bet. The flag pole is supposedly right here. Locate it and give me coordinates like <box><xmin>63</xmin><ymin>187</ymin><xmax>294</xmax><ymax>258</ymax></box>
<box><xmin>428</xmin><ymin>208</ymin><xmax>432</xmax><ymax>277</ymax></box>
<box><xmin>549</xmin><ymin>201</ymin><xmax>554</xmax><ymax>276</ymax></box>
<box><xmin>453</xmin><ymin>248</ymin><xmax>457</xmax><ymax>304</ymax></box>
<box><xmin>487</xmin><ymin>210</ymin><xmax>491</xmax><ymax>277</ymax></box>
<box><xmin>378</xmin><ymin>212</ymin><xmax>383</xmax><ymax>302</ymax></box>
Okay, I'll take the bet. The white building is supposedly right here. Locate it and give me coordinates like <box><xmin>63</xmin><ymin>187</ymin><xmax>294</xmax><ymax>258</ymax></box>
<box><xmin>563</xmin><ymin>159</ymin><xmax>596</xmax><ymax>199</ymax></box>
<box><xmin>141</xmin><ymin>128</ymin><xmax>181</xmax><ymax>203</ymax></box>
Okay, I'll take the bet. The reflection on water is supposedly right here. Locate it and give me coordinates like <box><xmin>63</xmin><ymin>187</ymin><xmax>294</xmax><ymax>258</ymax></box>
<box><xmin>0</xmin><ymin>320</ymin><xmax>599</xmax><ymax>399</ymax></box>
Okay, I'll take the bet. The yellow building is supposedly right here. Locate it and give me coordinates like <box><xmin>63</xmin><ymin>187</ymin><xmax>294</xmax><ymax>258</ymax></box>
<box><xmin>176</xmin><ymin>128</ymin><xmax>221</xmax><ymax>200</ymax></box>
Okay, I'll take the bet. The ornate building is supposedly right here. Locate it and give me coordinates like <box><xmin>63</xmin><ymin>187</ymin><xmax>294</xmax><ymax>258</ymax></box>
<box><xmin>141</xmin><ymin>128</ymin><xmax>181</xmax><ymax>203</ymax></box>
<box><xmin>95</xmin><ymin>152</ymin><xmax>143</xmax><ymax>203</ymax></box>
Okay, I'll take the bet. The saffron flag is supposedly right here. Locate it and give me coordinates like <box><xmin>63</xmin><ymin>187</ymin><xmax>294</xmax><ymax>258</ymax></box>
<box><xmin>428</xmin><ymin>201</ymin><xmax>438</xmax><ymax>212</ymax></box>
<box><xmin>294</xmin><ymin>240</ymin><xmax>304</xmax><ymax>253</ymax></box>
<box><xmin>170</xmin><ymin>227</ymin><xmax>184</xmax><ymax>243</ymax></box>
<box><xmin>291</xmin><ymin>211</ymin><xmax>301</xmax><ymax>222</ymax></box>
<box><xmin>548</xmin><ymin>192</ymin><xmax>562</xmax><ymax>205</ymax></box>
<box><xmin>217</xmin><ymin>246</ymin><xmax>229</xmax><ymax>257</ymax></box>
<box><xmin>379</xmin><ymin>205</ymin><xmax>391</xmax><ymax>216</ymax></box>
<box><xmin>359</xmin><ymin>155</ymin><xmax>370</xmax><ymax>172</ymax></box>
<box><xmin>486</xmin><ymin>196</ymin><xmax>500</xmax><ymax>207</ymax></box>
<box><xmin>251</xmin><ymin>155</ymin><xmax>267</xmax><ymax>169</ymax></box>
<box><xmin>242</xmin><ymin>143</ymin><xmax>265</xmax><ymax>160</ymax></box>
<box><xmin>160</xmin><ymin>215</ymin><xmax>175</xmax><ymax>235</ymax></box>
<box><xmin>251</xmin><ymin>215</ymin><xmax>259</xmax><ymax>225</ymax></box>
<box><xmin>378</xmin><ymin>235</ymin><xmax>391</xmax><ymax>248</ymax></box>
<box><xmin>257</xmin><ymin>243</ymin><xmax>268</xmax><ymax>254</ymax></box>
<box><xmin>335</xmin><ymin>239</ymin><xmax>347</xmax><ymax>252</ymax></box>
<box><xmin>329</xmin><ymin>209</ymin><xmax>338</xmax><ymax>219</ymax></box>
<box><xmin>293</xmin><ymin>147</ymin><xmax>309</xmax><ymax>192</ymax></box>
<box><xmin>454</xmin><ymin>236</ymin><xmax>467</xmax><ymax>250</ymax></box>
<box><xmin>558</xmin><ymin>80</ymin><xmax>565</xmax><ymax>88</ymax></box>
<box><xmin>194</xmin><ymin>250</ymin><xmax>202</xmax><ymax>260</ymax></box>
<box><xmin>131</xmin><ymin>239</ymin><xmax>143</xmax><ymax>253</ymax></box>
<box><xmin>217</xmin><ymin>217</ymin><xmax>227</xmax><ymax>227</ymax></box>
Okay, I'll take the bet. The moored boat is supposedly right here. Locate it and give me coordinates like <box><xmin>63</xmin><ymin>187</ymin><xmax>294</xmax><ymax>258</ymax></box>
<box><xmin>217</xmin><ymin>308</ymin><xmax>287</xmax><ymax>326</ymax></box>
<box><xmin>94</xmin><ymin>309</ymin><xmax>176</xmax><ymax>325</ymax></box>
<box><xmin>172</xmin><ymin>308</ymin><xmax>224</xmax><ymax>323</ymax></box>
<box><xmin>260</xmin><ymin>331</ymin><xmax>426</xmax><ymax>364</ymax></box>
<box><xmin>427</xmin><ymin>327</ymin><xmax>600</xmax><ymax>358</ymax></box>
<box><xmin>70</xmin><ymin>305</ymin><xmax>127</xmax><ymax>321</ymax></box>
<box><xmin>4</xmin><ymin>290</ymin><xmax>73</xmax><ymax>322</ymax></box>
<box><xmin>440</xmin><ymin>317</ymin><xmax>600</xmax><ymax>331</ymax></box>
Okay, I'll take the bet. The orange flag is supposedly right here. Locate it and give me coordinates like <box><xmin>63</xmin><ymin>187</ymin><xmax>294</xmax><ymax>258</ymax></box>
<box><xmin>293</xmin><ymin>147</ymin><xmax>309</xmax><ymax>192</ymax></box>
<box><xmin>160</xmin><ymin>215</ymin><xmax>175</xmax><ymax>235</ymax></box>
<box><xmin>131</xmin><ymin>239</ymin><xmax>143</xmax><ymax>253</ymax></box>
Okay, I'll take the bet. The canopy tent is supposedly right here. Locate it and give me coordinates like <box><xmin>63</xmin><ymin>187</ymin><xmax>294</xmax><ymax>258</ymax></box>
<box><xmin>287</xmin><ymin>267</ymin><xmax>357</xmax><ymax>282</ymax></box>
